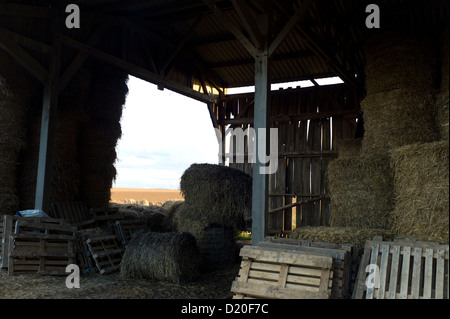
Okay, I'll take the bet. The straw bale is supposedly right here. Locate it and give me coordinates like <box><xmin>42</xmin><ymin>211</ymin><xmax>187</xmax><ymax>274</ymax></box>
<box><xmin>364</xmin><ymin>32</ymin><xmax>437</xmax><ymax>95</ymax></box>
<box><xmin>180</xmin><ymin>164</ymin><xmax>251</xmax><ymax>230</ymax></box>
<box><xmin>290</xmin><ymin>226</ymin><xmax>395</xmax><ymax>249</ymax></box>
<box><xmin>435</xmin><ymin>91</ymin><xmax>449</xmax><ymax>140</ymax></box>
<box><xmin>327</xmin><ymin>155</ymin><xmax>394</xmax><ymax>230</ymax></box>
<box><xmin>390</xmin><ymin>141</ymin><xmax>449</xmax><ymax>243</ymax></box>
<box><xmin>335</xmin><ymin>138</ymin><xmax>362</xmax><ymax>158</ymax></box>
<box><xmin>361</xmin><ymin>89</ymin><xmax>439</xmax><ymax>156</ymax></box>
<box><xmin>120</xmin><ymin>231</ymin><xmax>200</xmax><ymax>283</ymax></box>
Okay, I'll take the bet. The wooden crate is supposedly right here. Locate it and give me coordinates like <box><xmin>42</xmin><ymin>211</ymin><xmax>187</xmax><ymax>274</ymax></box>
<box><xmin>261</xmin><ymin>236</ymin><xmax>353</xmax><ymax>298</ymax></box>
<box><xmin>353</xmin><ymin>239</ymin><xmax>449</xmax><ymax>299</ymax></box>
<box><xmin>231</xmin><ymin>245</ymin><xmax>333</xmax><ymax>299</ymax></box>
<box><xmin>8</xmin><ymin>233</ymin><xmax>76</xmax><ymax>275</ymax></box>
<box><xmin>85</xmin><ymin>233</ymin><xmax>123</xmax><ymax>274</ymax></box>
<box><xmin>114</xmin><ymin>219</ymin><xmax>147</xmax><ymax>248</ymax></box>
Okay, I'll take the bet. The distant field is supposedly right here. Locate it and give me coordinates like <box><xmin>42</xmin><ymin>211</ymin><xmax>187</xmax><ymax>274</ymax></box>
<box><xmin>110</xmin><ymin>188</ymin><xmax>183</xmax><ymax>203</ymax></box>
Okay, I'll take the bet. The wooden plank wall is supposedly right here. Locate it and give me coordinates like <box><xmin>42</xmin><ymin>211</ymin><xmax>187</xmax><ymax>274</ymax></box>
<box><xmin>221</xmin><ymin>85</ymin><xmax>358</xmax><ymax>234</ymax></box>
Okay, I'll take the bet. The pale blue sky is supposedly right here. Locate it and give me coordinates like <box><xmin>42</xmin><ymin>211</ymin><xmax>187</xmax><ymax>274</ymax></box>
<box><xmin>113</xmin><ymin>76</ymin><xmax>218</xmax><ymax>190</ymax></box>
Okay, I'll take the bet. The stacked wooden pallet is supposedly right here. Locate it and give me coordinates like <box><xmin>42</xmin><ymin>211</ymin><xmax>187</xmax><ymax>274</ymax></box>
<box><xmin>2</xmin><ymin>215</ymin><xmax>77</xmax><ymax>275</ymax></box>
<box><xmin>231</xmin><ymin>244</ymin><xmax>334</xmax><ymax>299</ymax></box>
<box><xmin>260</xmin><ymin>237</ymin><xmax>355</xmax><ymax>298</ymax></box>
<box><xmin>353</xmin><ymin>238</ymin><xmax>449</xmax><ymax>299</ymax></box>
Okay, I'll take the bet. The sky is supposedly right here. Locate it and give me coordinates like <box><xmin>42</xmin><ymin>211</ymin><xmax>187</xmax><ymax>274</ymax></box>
<box><xmin>113</xmin><ymin>76</ymin><xmax>219</xmax><ymax>190</ymax></box>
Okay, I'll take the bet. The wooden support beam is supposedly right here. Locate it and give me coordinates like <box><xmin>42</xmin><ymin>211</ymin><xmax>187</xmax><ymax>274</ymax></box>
<box><xmin>35</xmin><ymin>31</ymin><xmax>61</xmax><ymax>212</ymax></box>
<box><xmin>268</xmin><ymin>0</ymin><xmax>313</xmax><ymax>57</ymax></box>
<box><xmin>231</xmin><ymin>0</ymin><xmax>263</xmax><ymax>50</ymax></box>
<box><xmin>0</xmin><ymin>27</ymin><xmax>52</xmax><ymax>54</ymax></box>
<box><xmin>203</xmin><ymin>0</ymin><xmax>256</xmax><ymax>56</ymax></box>
<box><xmin>60</xmin><ymin>34</ymin><xmax>217</xmax><ymax>103</ymax></box>
<box><xmin>0</xmin><ymin>37</ymin><xmax>49</xmax><ymax>84</ymax></box>
<box><xmin>161</xmin><ymin>15</ymin><xmax>203</xmax><ymax>76</ymax></box>
<box><xmin>60</xmin><ymin>24</ymin><xmax>109</xmax><ymax>92</ymax></box>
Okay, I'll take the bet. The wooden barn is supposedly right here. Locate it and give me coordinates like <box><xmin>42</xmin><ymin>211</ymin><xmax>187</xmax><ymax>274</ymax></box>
<box><xmin>0</xmin><ymin>0</ymin><xmax>448</xmax><ymax>299</ymax></box>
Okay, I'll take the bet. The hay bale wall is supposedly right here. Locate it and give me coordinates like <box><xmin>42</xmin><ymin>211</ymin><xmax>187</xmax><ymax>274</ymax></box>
<box><xmin>327</xmin><ymin>155</ymin><xmax>394</xmax><ymax>230</ymax></box>
<box><xmin>0</xmin><ymin>50</ymin><xmax>38</xmax><ymax>215</ymax></box>
<box><xmin>120</xmin><ymin>230</ymin><xmax>200</xmax><ymax>283</ymax></box>
<box><xmin>436</xmin><ymin>28</ymin><xmax>449</xmax><ymax>141</ymax></box>
<box><xmin>390</xmin><ymin>141</ymin><xmax>449</xmax><ymax>243</ymax></box>
<box><xmin>79</xmin><ymin>65</ymin><xmax>128</xmax><ymax>209</ymax></box>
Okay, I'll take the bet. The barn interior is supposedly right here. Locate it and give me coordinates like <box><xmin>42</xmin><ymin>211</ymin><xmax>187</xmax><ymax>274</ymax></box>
<box><xmin>0</xmin><ymin>0</ymin><xmax>448</xmax><ymax>299</ymax></box>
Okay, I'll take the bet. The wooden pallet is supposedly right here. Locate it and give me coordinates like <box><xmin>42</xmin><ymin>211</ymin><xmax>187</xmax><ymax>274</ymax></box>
<box><xmin>76</xmin><ymin>227</ymin><xmax>104</xmax><ymax>274</ymax></box>
<box><xmin>7</xmin><ymin>233</ymin><xmax>76</xmax><ymax>275</ymax></box>
<box><xmin>51</xmin><ymin>201</ymin><xmax>94</xmax><ymax>227</ymax></box>
<box><xmin>261</xmin><ymin>237</ymin><xmax>353</xmax><ymax>298</ymax></box>
<box><xmin>85</xmin><ymin>233</ymin><xmax>123</xmax><ymax>274</ymax></box>
<box><xmin>14</xmin><ymin>218</ymin><xmax>76</xmax><ymax>235</ymax></box>
<box><xmin>115</xmin><ymin>219</ymin><xmax>147</xmax><ymax>248</ymax></box>
<box><xmin>91</xmin><ymin>207</ymin><xmax>123</xmax><ymax>232</ymax></box>
<box><xmin>353</xmin><ymin>239</ymin><xmax>449</xmax><ymax>299</ymax></box>
<box><xmin>231</xmin><ymin>245</ymin><xmax>333</xmax><ymax>299</ymax></box>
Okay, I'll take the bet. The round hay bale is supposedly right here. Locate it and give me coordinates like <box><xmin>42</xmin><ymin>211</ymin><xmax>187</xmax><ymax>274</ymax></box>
<box><xmin>180</xmin><ymin>163</ymin><xmax>252</xmax><ymax>230</ymax></box>
<box><xmin>327</xmin><ymin>155</ymin><xmax>394</xmax><ymax>230</ymax></box>
<box><xmin>335</xmin><ymin>138</ymin><xmax>362</xmax><ymax>158</ymax></box>
<box><xmin>290</xmin><ymin>226</ymin><xmax>395</xmax><ymax>249</ymax></box>
<box><xmin>120</xmin><ymin>231</ymin><xmax>201</xmax><ymax>283</ymax></box>
<box><xmin>435</xmin><ymin>91</ymin><xmax>449</xmax><ymax>141</ymax></box>
<box><xmin>390</xmin><ymin>141</ymin><xmax>449</xmax><ymax>243</ymax></box>
<box><xmin>361</xmin><ymin>89</ymin><xmax>439</xmax><ymax>156</ymax></box>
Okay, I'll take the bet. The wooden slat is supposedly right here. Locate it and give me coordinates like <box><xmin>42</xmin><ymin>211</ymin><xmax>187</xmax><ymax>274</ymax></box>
<box><xmin>399</xmin><ymin>246</ymin><xmax>411</xmax><ymax>299</ymax></box>
<box><xmin>435</xmin><ymin>249</ymin><xmax>445</xmax><ymax>299</ymax></box>
<box><xmin>411</xmin><ymin>247</ymin><xmax>422</xmax><ymax>299</ymax></box>
<box><xmin>388</xmin><ymin>245</ymin><xmax>400</xmax><ymax>299</ymax></box>
<box><xmin>423</xmin><ymin>248</ymin><xmax>433</xmax><ymax>299</ymax></box>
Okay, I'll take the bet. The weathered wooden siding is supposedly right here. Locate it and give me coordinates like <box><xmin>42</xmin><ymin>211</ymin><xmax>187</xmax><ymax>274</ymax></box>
<box><xmin>220</xmin><ymin>84</ymin><xmax>359</xmax><ymax>234</ymax></box>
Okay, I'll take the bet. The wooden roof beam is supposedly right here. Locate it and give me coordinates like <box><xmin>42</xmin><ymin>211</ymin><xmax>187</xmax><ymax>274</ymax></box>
<box><xmin>60</xmin><ymin>34</ymin><xmax>217</xmax><ymax>104</ymax></box>
<box><xmin>203</xmin><ymin>0</ymin><xmax>256</xmax><ymax>57</ymax></box>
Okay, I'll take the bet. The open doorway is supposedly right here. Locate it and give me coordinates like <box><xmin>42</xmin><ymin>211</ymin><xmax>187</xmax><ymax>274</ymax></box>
<box><xmin>111</xmin><ymin>76</ymin><xmax>218</xmax><ymax>203</ymax></box>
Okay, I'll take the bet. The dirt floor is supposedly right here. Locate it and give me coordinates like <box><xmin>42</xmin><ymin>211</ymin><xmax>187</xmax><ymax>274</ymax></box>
<box><xmin>0</xmin><ymin>261</ymin><xmax>242</xmax><ymax>299</ymax></box>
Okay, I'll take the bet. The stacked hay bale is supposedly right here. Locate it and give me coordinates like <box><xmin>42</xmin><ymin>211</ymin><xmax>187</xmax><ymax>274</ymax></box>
<box><xmin>328</xmin><ymin>156</ymin><xmax>394</xmax><ymax>230</ymax></box>
<box><xmin>51</xmin><ymin>68</ymin><xmax>92</xmax><ymax>202</ymax></box>
<box><xmin>390</xmin><ymin>141</ymin><xmax>449</xmax><ymax>243</ymax></box>
<box><xmin>120</xmin><ymin>230</ymin><xmax>201</xmax><ymax>283</ymax></box>
<box><xmin>435</xmin><ymin>28</ymin><xmax>449</xmax><ymax>141</ymax></box>
<box><xmin>79</xmin><ymin>65</ymin><xmax>128</xmax><ymax>208</ymax></box>
<box><xmin>335</xmin><ymin>138</ymin><xmax>362</xmax><ymax>158</ymax></box>
<box><xmin>0</xmin><ymin>50</ymin><xmax>37</xmax><ymax>214</ymax></box>
<box><xmin>361</xmin><ymin>32</ymin><xmax>439</xmax><ymax>155</ymax></box>
<box><xmin>177</xmin><ymin>164</ymin><xmax>252</xmax><ymax>270</ymax></box>
<box><xmin>326</xmin><ymin>32</ymin><xmax>440</xmax><ymax>232</ymax></box>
